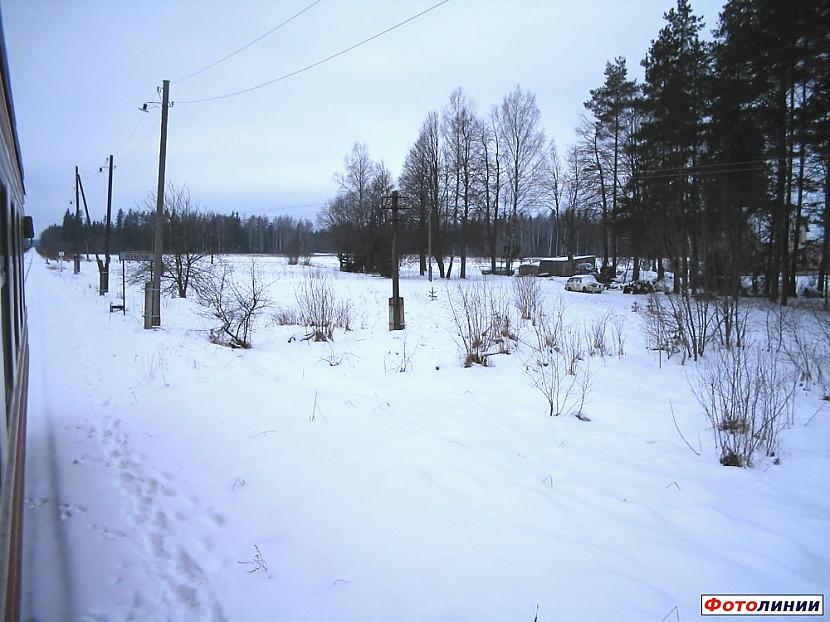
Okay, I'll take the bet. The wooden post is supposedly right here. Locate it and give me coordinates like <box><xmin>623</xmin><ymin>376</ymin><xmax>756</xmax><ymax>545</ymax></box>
<box><xmin>74</xmin><ymin>166</ymin><xmax>81</xmax><ymax>274</ymax></box>
<box><xmin>99</xmin><ymin>155</ymin><xmax>114</xmax><ymax>295</ymax></box>
<box><xmin>388</xmin><ymin>191</ymin><xmax>404</xmax><ymax>331</ymax></box>
<box><xmin>147</xmin><ymin>80</ymin><xmax>170</xmax><ymax>329</ymax></box>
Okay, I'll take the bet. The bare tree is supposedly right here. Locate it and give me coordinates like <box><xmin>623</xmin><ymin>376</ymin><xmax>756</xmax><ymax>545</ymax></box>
<box><xmin>442</xmin><ymin>88</ymin><xmax>478</xmax><ymax>279</ymax></box>
<box><xmin>421</xmin><ymin>112</ymin><xmax>447</xmax><ymax>278</ymax></box>
<box><xmin>198</xmin><ymin>259</ymin><xmax>270</xmax><ymax>349</ymax></box>
<box><xmin>543</xmin><ymin>139</ymin><xmax>566</xmax><ymax>256</ymax></box>
<box><xmin>478</xmin><ymin>110</ymin><xmax>503</xmax><ymax>273</ymax></box>
<box><xmin>496</xmin><ymin>85</ymin><xmax>546</xmax><ymax>266</ymax></box>
<box><xmin>131</xmin><ymin>183</ymin><xmax>208</xmax><ymax>298</ymax></box>
<box><xmin>562</xmin><ymin>144</ymin><xmax>589</xmax><ymax>260</ymax></box>
<box><xmin>165</xmin><ymin>185</ymin><xmax>208</xmax><ymax>298</ymax></box>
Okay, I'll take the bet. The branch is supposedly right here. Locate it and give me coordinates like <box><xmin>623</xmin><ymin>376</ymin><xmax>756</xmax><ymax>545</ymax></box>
<box><xmin>670</xmin><ymin>400</ymin><xmax>701</xmax><ymax>456</ymax></box>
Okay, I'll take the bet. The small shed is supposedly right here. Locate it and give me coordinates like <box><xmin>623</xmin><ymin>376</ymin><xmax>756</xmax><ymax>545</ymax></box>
<box><xmin>537</xmin><ymin>255</ymin><xmax>596</xmax><ymax>277</ymax></box>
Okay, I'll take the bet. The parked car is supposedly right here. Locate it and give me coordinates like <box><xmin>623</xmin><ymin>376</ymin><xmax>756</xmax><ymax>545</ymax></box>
<box><xmin>622</xmin><ymin>280</ymin><xmax>656</xmax><ymax>294</ymax></box>
<box><xmin>565</xmin><ymin>274</ymin><xmax>604</xmax><ymax>293</ymax></box>
<box><xmin>574</xmin><ymin>262</ymin><xmax>596</xmax><ymax>275</ymax></box>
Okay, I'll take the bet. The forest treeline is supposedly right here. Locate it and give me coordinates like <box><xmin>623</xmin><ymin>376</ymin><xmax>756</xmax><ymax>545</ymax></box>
<box><xmin>40</xmin><ymin>0</ymin><xmax>829</xmax><ymax>304</ymax></box>
<box><xmin>39</xmin><ymin>189</ymin><xmax>322</xmax><ymax>260</ymax></box>
<box><xmin>323</xmin><ymin>0</ymin><xmax>829</xmax><ymax>302</ymax></box>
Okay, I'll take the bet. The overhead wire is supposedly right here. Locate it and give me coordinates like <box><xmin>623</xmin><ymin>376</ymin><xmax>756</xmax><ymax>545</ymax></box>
<box><xmin>631</xmin><ymin>166</ymin><xmax>767</xmax><ymax>181</ymax></box>
<box><xmin>120</xmin><ymin>119</ymin><xmax>161</xmax><ymax>164</ymax></box>
<box><xmin>173</xmin><ymin>0</ymin><xmax>324</xmax><ymax>83</ymax></box>
<box><xmin>176</xmin><ymin>0</ymin><xmax>451</xmax><ymax>104</ymax></box>
<box><xmin>634</xmin><ymin>158</ymin><xmax>771</xmax><ymax>176</ymax></box>
<box><xmin>112</xmin><ymin>114</ymin><xmax>147</xmax><ymax>157</ymax></box>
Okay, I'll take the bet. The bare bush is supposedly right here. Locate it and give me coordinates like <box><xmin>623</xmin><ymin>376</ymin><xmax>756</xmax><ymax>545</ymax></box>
<box><xmin>812</xmin><ymin>309</ymin><xmax>830</xmax><ymax>399</ymax></box>
<box><xmin>584</xmin><ymin>314</ymin><xmax>609</xmax><ymax>357</ymax></box>
<box><xmin>447</xmin><ymin>280</ymin><xmax>512</xmax><ymax>367</ymax></box>
<box><xmin>610</xmin><ymin>314</ymin><xmax>626</xmax><ymax>357</ymax></box>
<box><xmin>640</xmin><ymin>294</ymin><xmax>682</xmax><ymax>359</ymax></box>
<box><xmin>561</xmin><ymin>326</ymin><xmax>585</xmax><ymax>375</ymax></box>
<box><xmin>492</xmin><ymin>290</ymin><xmax>517</xmax><ymax>355</ymax></box>
<box><xmin>691</xmin><ymin>346</ymin><xmax>795</xmax><ymax>467</ymax></box>
<box><xmin>272</xmin><ymin>308</ymin><xmax>299</xmax><ymax>326</ymax></box>
<box><xmin>776</xmin><ymin>308</ymin><xmax>830</xmax><ymax>395</ymax></box>
<box><xmin>530</xmin><ymin>298</ymin><xmax>565</xmax><ymax>351</ymax></box>
<box><xmin>664</xmin><ymin>291</ymin><xmax>715</xmax><ymax>362</ymax></box>
<box><xmin>198</xmin><ymin>259</ymin><xmax>270</xmax><ymax>349</ymax></box>
<box><xmin>713</xmin><ymin>294</ymin><xmax>750</xmax><ymax>350</ymax></box>
<box><xmin>295</xmin><ymin>272</ymin><xmax>338</xmax><ymax>341</ymax></box>
<box><xmin>526</xmin><ymin>320</ymin><xmax>591</xmax><ymax>417</ymax></box>
<box><xmin>334</xmin><ymin>299</ymin><xmax>354</xmax><ymax>332</ymax></box>
<box><xmin>513</xmin><ymin>276</ymin><xmax>542</xmax><ymax>321</ymax></box>
<box><xmin>763</xmin><ymin>305</ymin><xmax>830</xmax><ymax>398</ymax></box>
<box><xmin>764</xmin><ymin>304</ymin><xmax>791</xmax><ymax>353</ymax></box>
<box><xmin>384</xmin><ymin>336</ymin><xmax>414</xmax><ymax>373</ymax></box>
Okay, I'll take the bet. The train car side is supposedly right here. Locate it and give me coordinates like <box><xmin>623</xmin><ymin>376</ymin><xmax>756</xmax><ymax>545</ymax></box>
<box><xmin>0</xmin><ymin>8</ymin><xmax>28</xmax><ymax>622</ymax></box>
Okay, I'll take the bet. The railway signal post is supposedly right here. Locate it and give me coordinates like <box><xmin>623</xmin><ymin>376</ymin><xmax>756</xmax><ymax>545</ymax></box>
<box><xmin>384</xmin><ymin>190</ymin><xmax>406</xmax><ymax>331</ymax></box>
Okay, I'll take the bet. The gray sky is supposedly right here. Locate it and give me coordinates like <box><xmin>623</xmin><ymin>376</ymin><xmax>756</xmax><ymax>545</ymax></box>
<box><xmin>4</xmin><ymin>0</ymin><xmax>725</xmax><ymax>230</ymax></box>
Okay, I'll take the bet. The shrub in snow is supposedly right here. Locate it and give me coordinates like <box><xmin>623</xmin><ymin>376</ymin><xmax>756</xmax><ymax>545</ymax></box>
<box><xmin>531</xmin><ymin>298</ymin><xmax>565</xmax><ymax>350</ymax></box>
<box><xmin>691</xmin><ymin>345</ymin><xmax>795</xmax><ymax>467</ymax></box>
<box><xmin>492</xmin><ymin>292</ymin><xmax>517</xmax><ymax>355</ymax></box>
<box><xmin>641</xmin><ymin>290</ymin><xmax>717</xmax><ymax>363</ymax></box>
<box><xmin>777</xmin><ymin>307</ymin><xmax>830</xmax><ymax>396</ymax></box>
<box><xmin>712</xmin><ymin>294</ymin><xmax>750</xmax><ymax>350</ymax></box>
<box><xmin>526</xmin><ymin>319</ymin><xmax>591</xmax><ymax>417</ymax></box>
<box><xmin>814</xmin><ymin>310</ymin><xmax>830</xmax><ymax>399</ymax></box>
<box><xmin>197</xmin><ymin>259</ymin><xmax>269</xmax><ymax>349</ymax></box>
<box><xmin>610</xmin><ymin>314</ymin><xmax>626</xmax><ymax>357</ymax></box>
<box><xmin>272</xmin><ymin>308</ymin><xmax>300</xmax><ymax>326</ymax></box>
<box><xmin>640</xmin><ymin>294</ymin><xmax>682</xmax><ymax>360</ymax></box>
<box><xmin>664</xmin><ymin>291</ymin><xmax>715</xmax><ymax>362</ymax></box>
<box><xmin>513</xmin><ymin>275</ymin><xmax>542</xmax><ymax>321</ymax></box>
<box><xmin>447</xmin><ymin>280</ymin><xmax>513</xmax><ymax>367</ymax></box>
<box><xmin>295</xmin><ymin>271</ymin><xmax>351</xmax><ymax>341</ymax></box>
<box><xmin>584</xmin><ymin>314</ymin><xmax>609</xmax><ymax>358</ymax></box>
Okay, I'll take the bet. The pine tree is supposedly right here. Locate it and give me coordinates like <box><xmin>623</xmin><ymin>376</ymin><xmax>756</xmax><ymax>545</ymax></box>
<box><xmin>638</xmin><ymin>0</ymin><xmax>711</xmax><ymax>291</ymax></box>
<box><xmin>584</xmin><ymin>57</ymin><xmax>637</xmax><ymax>269</ymax></box>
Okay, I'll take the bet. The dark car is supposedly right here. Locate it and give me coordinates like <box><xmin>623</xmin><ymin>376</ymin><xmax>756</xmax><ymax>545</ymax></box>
<box><xmin>623</xmin><ymin>280</ymin><xmax>656</xmax><ymax>294</ymax></box>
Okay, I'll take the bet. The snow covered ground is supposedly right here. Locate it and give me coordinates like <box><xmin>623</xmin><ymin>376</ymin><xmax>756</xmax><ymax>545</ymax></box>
<box><xmin>22</xmin><ymin>252</ymin><xmax>830</xmax><ymax>621</ymax></box>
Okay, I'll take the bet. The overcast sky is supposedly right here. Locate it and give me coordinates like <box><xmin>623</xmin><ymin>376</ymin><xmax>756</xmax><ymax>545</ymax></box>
<box><xmin>4</xmin><ymin>0</ymin><xmax>726</xmax><ymax>230</ymax></box>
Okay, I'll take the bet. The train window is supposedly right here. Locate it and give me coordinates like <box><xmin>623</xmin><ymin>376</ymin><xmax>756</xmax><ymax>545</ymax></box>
<box><xmin>0</xmin><ymin>185</ymin><xmax>14</xmax><ymax>408</ymax></box>
<box><xmin>0</xmin><ymin>230</ymin><xmax>5</xmax><ymax>427</ymax></box>
<box><xmin>11</xmin><ymin>211</ymin><xmax>21</xmax><ymax>347</ymax></box>
<box><xmin>17</xmin><ymin>210</ymin><xmax>26</xmax><ymax>314</ymax></box>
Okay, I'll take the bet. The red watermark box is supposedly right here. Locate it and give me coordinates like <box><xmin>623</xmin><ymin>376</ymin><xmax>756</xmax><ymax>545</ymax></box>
<box><xmin>701</xmin><ymin>594</ymin><xmax>824</xmax><ymax>616</ymax></box>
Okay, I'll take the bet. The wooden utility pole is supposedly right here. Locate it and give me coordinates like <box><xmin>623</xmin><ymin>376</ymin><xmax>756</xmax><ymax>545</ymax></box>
<box><xmin>77</xmin><ymin>173</ymin><xmax>98</xmax><ymax>266</ymax></box>
<box><xmin>73</xmin><ymin>166</ymin><xmax>81</xmax><ymax>273</ymax></box>
<box><xmin>386</xmin><ymin>190</ymin><xmax>405</xmax><ymax>330</ymax></box>
<box><xmin>146</xmin><ymin>80</ymin><xmax>170</xmax><ymax>329</ymax></box>
<box><xmin>99</xmin><ymin>154</ymin><xmax>114</xmax><ymax>295</ymax></box>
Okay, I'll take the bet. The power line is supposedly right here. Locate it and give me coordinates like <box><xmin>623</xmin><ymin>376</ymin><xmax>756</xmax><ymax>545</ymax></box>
<box><xmin>635</xmin><ymin>158</ymin><xmax>770</xmax><ymax>176</ymax></box>
<box><xmin>176</xmin><ymin>0</ymin><xmax>451</xmax><ymax>104</ymax></box>
<box><xmin>174</xmin><ymin>0</ymin><xmax>324</xmax><ymax>83</ymax></box>
<box><xmin>632</xmin><ymin>166</ymin><xmax>767</xmax><ymax>181</ymax></box>
<box><xmin>113</xmin><ymin>114</ymin><xmax>147</xmax><ymax>156</ymax></box>
<box><xmin>119</xmin><ymin>119</ymin><xmax>161</xmax><ymax>164</ymax></box>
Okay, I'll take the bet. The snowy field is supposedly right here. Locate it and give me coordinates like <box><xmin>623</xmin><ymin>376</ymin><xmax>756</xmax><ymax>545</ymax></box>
<box><xmin>23</xmin><ymin>251</ymin><xmax>830</xmax><ymax>621</ymax></box>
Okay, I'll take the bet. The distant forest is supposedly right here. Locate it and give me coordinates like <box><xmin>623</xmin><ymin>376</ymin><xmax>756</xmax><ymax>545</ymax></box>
<box><xmin>40</xmin><ymin>200</ymin><xmax>323</xmax><ymax>260</ymax></box>
<box><xmin>40</xmin><ymin>0</ymin><xmax>829</xmax><ymax>304</ymax></box>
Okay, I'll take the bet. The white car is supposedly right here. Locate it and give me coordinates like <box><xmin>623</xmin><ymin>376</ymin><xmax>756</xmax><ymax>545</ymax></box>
<box><xmin>565</xmin><ymin>274</ymin><xmax>604</xmax><ymax>294</ymax></box>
